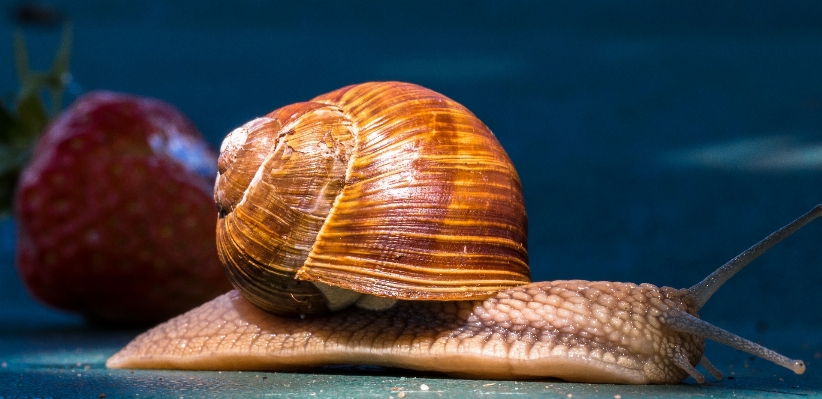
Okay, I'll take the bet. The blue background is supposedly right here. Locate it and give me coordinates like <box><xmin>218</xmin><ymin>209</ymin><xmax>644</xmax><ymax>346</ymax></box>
<box><xmin>1</xmin><ymin>1</ymin><xmax>821</xmax><ymax>397</ymax></box>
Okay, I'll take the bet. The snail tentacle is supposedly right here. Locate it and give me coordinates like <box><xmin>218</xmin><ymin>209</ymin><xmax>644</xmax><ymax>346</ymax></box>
<box><xmin>689</xmin><ymin>204</ymin><xmax>822</xmax><ymax>309</ymax></box>
<box><xmin>664</xmin><ymin>310</ymin><xmax>805</xmax><ymax>375</ymax></box>
<box><xmin>672</xmin><ymin>352</ymin><xmax>704</xmax><ymax>384</ymax></box>
<box><xmin>699</xmin><ymin>355</ymin><xmax>723</xmax><ymax>381</ymax></box>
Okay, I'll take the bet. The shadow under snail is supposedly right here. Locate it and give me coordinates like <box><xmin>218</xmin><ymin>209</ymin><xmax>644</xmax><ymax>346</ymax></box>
<box><xmin>107</xmin><ymin>81</ymin><xmax>817</xmax><ymax>384</ymax></box>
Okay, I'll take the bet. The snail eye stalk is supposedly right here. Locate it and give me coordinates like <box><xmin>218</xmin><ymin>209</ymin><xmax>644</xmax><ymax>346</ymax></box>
<box><xmin>666</xmin><ymin>204</ymin><xmax>822</xmax><ymax>382</ymax></box>
<box><xmin>665</xmin><ymin>310</ymin><xmax>805</xmax><ymax>381</ymax></box>
<box><xmin>688</xmin><ymin>204</ymin><xmax>822</xmax><ymax>310</ymax></box>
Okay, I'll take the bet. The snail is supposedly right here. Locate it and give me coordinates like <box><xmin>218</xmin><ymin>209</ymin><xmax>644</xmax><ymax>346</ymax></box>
<box><xmin>106</xmin><ymin>82</ymin><xmax>816</xmax><ymax>384</ymax></box>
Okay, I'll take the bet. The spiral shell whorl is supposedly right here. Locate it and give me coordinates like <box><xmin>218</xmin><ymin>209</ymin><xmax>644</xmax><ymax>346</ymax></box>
<box><xmin>215</xmin><ymin>82</ymin><xmax>530</xmax><ymax>316</ymax></box>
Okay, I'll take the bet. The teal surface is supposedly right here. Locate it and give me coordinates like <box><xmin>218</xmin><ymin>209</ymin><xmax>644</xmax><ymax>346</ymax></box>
<box><xmin>3</xmin><ymin>0</ymin><xmax>822</xmax><ymax>397</ymax></box>
<box><xmin>0</xmin><ymin>325</ymin><xmax>820</xmax><ymax>398</ymax></box>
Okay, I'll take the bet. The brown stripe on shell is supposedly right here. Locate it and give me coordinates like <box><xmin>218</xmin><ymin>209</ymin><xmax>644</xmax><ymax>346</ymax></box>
<box><xmin>297</xmin><ymin>82</ymin><xmax>529</xmax><ymax>300</ymax></box>
<box><xmin>216</xmin><ymin>102</ymin><xmax>355</xmax><ymax>316</ymax></box>
<box><xmin>214</xmin><ymin>117</ymin><xmax>281</xmax><ymax>216</ymax></box>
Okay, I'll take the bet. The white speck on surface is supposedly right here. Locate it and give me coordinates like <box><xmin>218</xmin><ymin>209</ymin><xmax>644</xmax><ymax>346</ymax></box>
<box><xmin>420</xmin><ymin>383</ymin><xmax>429</xmax><ymax>391</ymax></box>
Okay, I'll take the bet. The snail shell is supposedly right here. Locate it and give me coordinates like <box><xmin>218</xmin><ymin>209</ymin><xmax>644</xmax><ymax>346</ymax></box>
<box><xmin>214</xmin><ymin>82</ymin><xmax>530</xmax><ymax>316</ymax></box>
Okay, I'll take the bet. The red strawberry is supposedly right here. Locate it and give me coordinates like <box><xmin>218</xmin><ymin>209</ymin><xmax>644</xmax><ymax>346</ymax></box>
<box><xmin>13</xmin><ymin>91</ymin><xmax>232</xmax><ymax>325</ymax></box>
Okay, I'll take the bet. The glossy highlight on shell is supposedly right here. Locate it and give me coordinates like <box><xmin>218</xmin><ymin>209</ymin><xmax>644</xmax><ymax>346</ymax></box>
<box><xmin>214</xmin><ymin>82</ymin><xmax>530</xmax><ymax>316</ymax></box>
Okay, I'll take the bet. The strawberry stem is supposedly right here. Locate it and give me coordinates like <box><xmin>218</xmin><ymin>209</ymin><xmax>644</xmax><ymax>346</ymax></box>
<box><xmin>0</xmin><ymin>24</ymin><xmax>72</xmax><ymax>217</ymax></box>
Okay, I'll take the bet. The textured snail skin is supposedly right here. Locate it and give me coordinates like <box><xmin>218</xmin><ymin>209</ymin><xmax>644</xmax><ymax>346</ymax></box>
<box><xmin>106</xmin><ymin>280</ymin><xmax>701</xmax><ymax>384</ymax></box>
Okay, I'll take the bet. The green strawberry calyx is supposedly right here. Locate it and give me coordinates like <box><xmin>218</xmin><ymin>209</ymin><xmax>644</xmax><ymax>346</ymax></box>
<box><xmin>0</xmin><ymin>24</ymin><xmax>72</xmax><ymax>217</ymax></box>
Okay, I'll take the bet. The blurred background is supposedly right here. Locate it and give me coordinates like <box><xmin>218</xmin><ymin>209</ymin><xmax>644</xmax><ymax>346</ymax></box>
<box><xmin>1</xmin><ymin>0</ymin><xmax>821</xmax><ymax>333</ymax></box>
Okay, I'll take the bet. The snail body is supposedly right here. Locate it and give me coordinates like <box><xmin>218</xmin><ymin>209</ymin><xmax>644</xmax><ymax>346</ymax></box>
<box><xmin>108</xmin><ymin>281</ymin><xmax>703</xmax><ymax>383</ymax></box>
<box><xmin>107</xmin><ymin>82</ymin><xmax>814</xmax><ymax>384</ymax></box>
